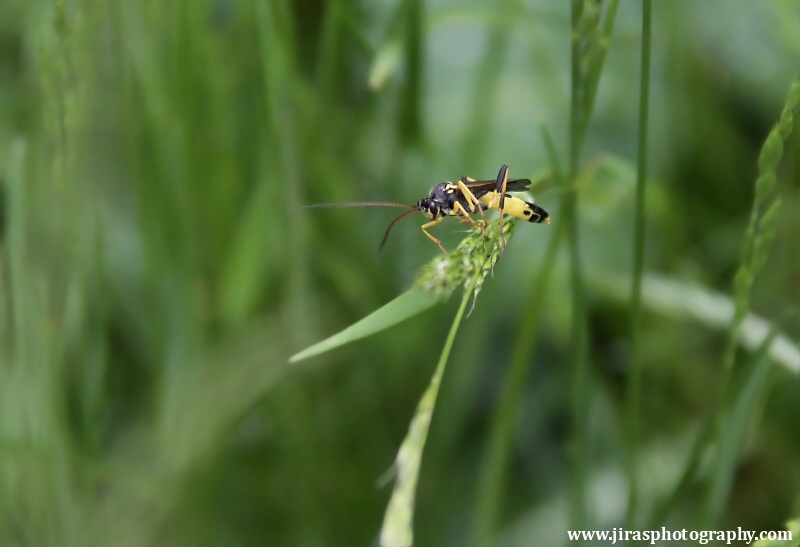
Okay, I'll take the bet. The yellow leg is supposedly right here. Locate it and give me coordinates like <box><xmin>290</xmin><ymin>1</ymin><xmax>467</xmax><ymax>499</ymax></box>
<box><xmin>451</xmin><ymin>201</ymin><xmax>483</xmax><ymax>230</ymax></box>
<box><xmin>456</xmin><ymin>180</ymin><xmax>489</xmax><ymax>232</ymax></box>
<box><xmin>421</xmin><ymin>217</ymin><xmax>447</xmax><ymax>254</ymax></box>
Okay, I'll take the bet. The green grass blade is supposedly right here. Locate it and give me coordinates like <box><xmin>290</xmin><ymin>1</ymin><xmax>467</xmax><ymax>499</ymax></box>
<box><xmin>288</xmin><ymin>288</ymin><xmax>436</xmax><ymax>363</ymax></box>
<box><xmin>565</xmin><ymin>0</ymin><xmax>601</xmax><ymax>527</ymax></box>
<box><xmin>577</xmin><ymin>0</ymin><xmax>620</xmax><ymax>142</ymax></box>
<box><xmin>705</xmin><ymin>321</ymin><xmax>784</xmax><ymax>522</ymax></box>
<box><xmin>399</xmin><ymin>0</ymin><xmax>423</xmax><ymax>145</ymax></box>
<box><xmin>460</xmin><ymin>0</ymin><xmax>520</xmax><ymax>162</ymax></box>
<box><xmin>625</xmin><ymin>0</ymin><xmax>652</xmax><ymax>527</ymax></box>
<box><xmin>563</xmin><ymin>3</ymin><xmax>626</xmax><ymax>525</ymax></box>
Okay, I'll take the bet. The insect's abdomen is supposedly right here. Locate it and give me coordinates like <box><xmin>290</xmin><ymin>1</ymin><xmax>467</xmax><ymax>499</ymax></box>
<box><xmin>480</xmin><ymin>193</ymin><xmax>550</xmax><ymax>224</ymax></box>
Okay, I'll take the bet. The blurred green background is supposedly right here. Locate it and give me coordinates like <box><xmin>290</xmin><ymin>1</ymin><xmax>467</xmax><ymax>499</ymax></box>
<box><xmin>1</xmin><ymin>0</ymin><xmax>799</xmax><ymax>545</ymax></box>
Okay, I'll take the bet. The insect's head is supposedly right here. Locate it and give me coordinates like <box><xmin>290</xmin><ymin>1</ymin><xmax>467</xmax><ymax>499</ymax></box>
<box><xmin>417</xmin><ymin>197</ymin><xmax>442</xmax><ymax>220</ymax></box>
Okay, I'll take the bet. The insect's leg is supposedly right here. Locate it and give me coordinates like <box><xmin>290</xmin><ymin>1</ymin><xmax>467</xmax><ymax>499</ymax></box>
<box><xmin>494</xmin><ymin>164</ymin><xmax>510</xmax><ymax>251</ymax></box>
<box><xmin>456</xmin><ymin>178</ymin><xmax>478</xmax><ymax>224</ymax></box>
<box><xmin>495</xmin><ymin>164</ymin><xmax>510</xmax><ymax>210</ymax></box>
<box><xmin>451</xmin><ymin>201</ymin><xmax>483</xmax><ymax>230</ymax></box>
<box><xmin>457</xmin><ymin>179</ymin><xmax>487</xmax><ymax>216</ymax></box>
<box><xmin>456</xmin><ymin>180</ymin><xmax>489</xmax><ymax>232</ymax></box>
<box><xmin>421</xmin><ymin>217</ymin><xmax>447</xmax><ymax>254</ymax></box>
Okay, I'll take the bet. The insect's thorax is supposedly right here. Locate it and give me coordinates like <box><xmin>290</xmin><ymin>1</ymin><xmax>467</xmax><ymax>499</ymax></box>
<box><xmin>418</xmin><ymin>182</ymin><xmax>472</xmax><ymax>219</ymax></box>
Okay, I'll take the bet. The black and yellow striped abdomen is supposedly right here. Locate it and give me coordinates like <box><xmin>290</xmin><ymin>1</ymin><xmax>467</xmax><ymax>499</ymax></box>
<box><xmin>479</xmin><ymin>192</ymin><xmax>550</xmax><ymax>224</ymax></box>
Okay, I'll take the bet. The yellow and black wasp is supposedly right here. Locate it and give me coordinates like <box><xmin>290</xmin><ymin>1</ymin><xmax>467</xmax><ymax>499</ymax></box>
<box><xmin>305</xmin><ymin>164</ymin><xmax>550</xmax><ymax>254</ymax></box>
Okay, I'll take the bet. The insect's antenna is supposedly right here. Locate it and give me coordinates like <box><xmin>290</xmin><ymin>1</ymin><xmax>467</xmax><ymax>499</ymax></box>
<box><xmin>379</xmin><ymin>209</ymin><xmax>420</xmax><ymax>253</ymax></box>
<box><xmin>301</xmin><ymin>201</ymin><xmax>415</xmax><ymax>210</ymax></box>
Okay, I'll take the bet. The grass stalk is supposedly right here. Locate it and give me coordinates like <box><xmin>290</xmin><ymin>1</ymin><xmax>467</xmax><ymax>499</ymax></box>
<box><xmin>380</xmin><ymin>288</ymin><xmax>471</xmax><ymax>547</ymax></box>
<box><xmin>693</xmin><ymin>74</ymin><xmax>800</xmax><ymax>526</ymax></box>
<box><xmin>722</xmin><ymin>75</ymin><xmax>800</xmax><ymax>372</ymax></box>
<box><xmin>563</xmin><ymin>0</ymin><xmax>621</xmax><ymax>529</ymax></box>
<box><xmin>565</xmin><ymin>0</ymin><xmax>592</xmax><ymax>528</ymax></box>
<box><xmin>461</xmin><ymin>0</ymin><xmax>519</xmax><ymax>162</ymax></box>
<box><xmin>470</xmin><ymin>1</ymin><xmax>621</xmax><ymax>536</ymax></box>
<box><xmin>652</xmin><ymin>71</ymin><xmax>800</xmax><ymax>528</ymax></box>
<box><xmin>399</xmin><ymin>0</ymin><xmax>424</xmax><ymax>145</ymax></box>
<box><xmin>705</xmin><ymin>72</ymin><xmax>799</xmax><ymax>523</ymax></box>
<box><xmin>576</xmin><ymin>0</ymin><xmax>621</xmax><ymax>143</ymax></box>
<box><xmin>378</xmin><ymin>219</ymin><xmax>513</xmax><ymax>545</ymax></box>
<box><xmin>624</xmin><ymin>0</ymin><xmax>652</xmax><ymax>528</ymax></box>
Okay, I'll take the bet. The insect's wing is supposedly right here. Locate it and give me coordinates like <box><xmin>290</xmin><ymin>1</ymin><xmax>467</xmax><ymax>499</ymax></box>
<box><xmin>503</xmin><ymin>178</ymin><xmax>531</xmax><ymax>192</ymax></box>
<box><xmin>462</xmin><ymin>177</ymin><xmax>531</xmax><ymax>195</ymax></box>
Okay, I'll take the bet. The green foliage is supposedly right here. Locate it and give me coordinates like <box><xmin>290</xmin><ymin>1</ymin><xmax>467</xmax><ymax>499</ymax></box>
<box><xmin>1</xmin><ymin>1</ymin><xmax>800</xmax><ymax>546</ymax></box>
<box><xmin>290</xmin><ymin>288</ymin><xmax>436</xmax><ymax>363</ymax></box>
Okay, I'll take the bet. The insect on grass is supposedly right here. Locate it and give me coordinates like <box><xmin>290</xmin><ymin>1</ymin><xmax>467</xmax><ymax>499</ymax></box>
<box><xmin>303</xmin><ymin>164</ymin><xmax>551</xmax><ymax>254</ymax></box>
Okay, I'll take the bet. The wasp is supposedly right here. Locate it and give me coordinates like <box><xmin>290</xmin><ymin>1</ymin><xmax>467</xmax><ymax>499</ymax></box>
<box><xmin>304</xmin><ymin>164</ymin><xmax>550</xmax><ymax>254</ymax></box>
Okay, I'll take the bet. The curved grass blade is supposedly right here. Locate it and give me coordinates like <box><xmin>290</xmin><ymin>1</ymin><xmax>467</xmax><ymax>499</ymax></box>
<box><xmin>289</xmin><ymin>288</ymin><xmax>435</xmax><ymax>363</ymax></box>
